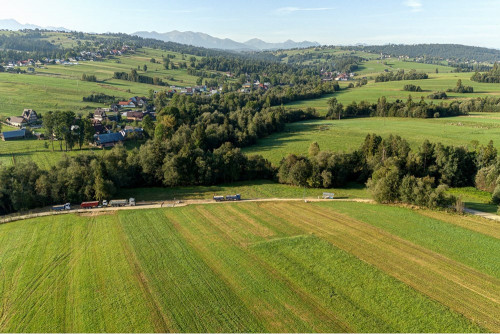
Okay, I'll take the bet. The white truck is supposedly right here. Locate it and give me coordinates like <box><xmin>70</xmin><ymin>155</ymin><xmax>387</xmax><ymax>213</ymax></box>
<box><xmin>107</xmin><ymin>198</ymin><xmax>136</xmax><ymax>207</ymax></box>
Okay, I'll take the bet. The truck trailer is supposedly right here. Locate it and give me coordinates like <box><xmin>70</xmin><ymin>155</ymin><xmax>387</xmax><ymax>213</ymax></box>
<box><xmin>108</xmin><ymin>198</ymin><xmax>136</xmax><ymax>207</ymax></box>
<box><xmin>225</xmin><ymin>194</ymin><xmax>241</xmax><ymax>201</ymax></box>
<box><xmin>52</xmin><ymin>203</ymin><xmax>71</xmax><ymax>211</ymax></box>
<box><xmin>80</xmin><ymin>201</ymin><xmax>100</xmax><ymax>209</ymax></box>
<box><xmin>213</xmin><ymin>195</ymin><xmax>225</xmax><ymax>202</ymax></box>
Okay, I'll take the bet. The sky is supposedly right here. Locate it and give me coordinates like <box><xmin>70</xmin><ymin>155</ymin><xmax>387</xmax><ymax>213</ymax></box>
<box><xmin>1</xmin><ymin>0</ymin><xmax>500</xmax><ymax>48</ymax></box>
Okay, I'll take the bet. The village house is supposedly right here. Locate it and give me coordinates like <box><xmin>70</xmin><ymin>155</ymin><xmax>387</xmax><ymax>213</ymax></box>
<box><xmin>126</xmin><ymin>111</ymin><xmax>144</xmax><ymax>121</ymax></box>
<box><xmin>118</xmin><ymin>101</ymin><xmax>136</xmax><ymax>108</ymax></box>
<box><xmin>7</xmin><ymin>116</ymin><xmax>27</xmax><ymax>127</ymax></box>
<box><xmin>93</xmin><ymin>132</ymin><xmax>124</xmax><ymax>148</ymax></box>
<box><xmin>22</xmin><ymin>109</ymin><xmax>38</xmax><ymax>123</ymax></box>
<box><xmin>91</xmin><ymin>120</ymin><xmax>110</xmax><ymax>134</ymax></box>
<box><xmin>93</xmin><ymin>108</ymin><xmax>107</xmax><ymax>121</ymax></box>
<box><xmin>120</xmin><ymin>126</ymin><xmax>144</xmax><ymax>139</ymax></box>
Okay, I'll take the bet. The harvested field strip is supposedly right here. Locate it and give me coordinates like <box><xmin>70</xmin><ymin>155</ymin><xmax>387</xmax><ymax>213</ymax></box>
<box><xmin>264</xmin><ymin>202</ymin><xmax>500</xmax><ymax>331</ymax></box>
<box><xmin>166</xmin><ymin>206</ymin><xmax>347</xmax><ymax>332</ymax></box>
<box><xmin>418</xmin><ymin>209</ymin><xmax>500</xmax><ymax>239</ymax></box>
<box><xmin>0</xmin><ymin>215</ymin><xmax>157</xmax><ymax>332</ymax></box>
<box><xmin>118</xmin><ymin>209</ymin><xmax>263</xmax><ymax>332</ymax></box>
<box><xmin>252</xmin><ymin>235</ymin><xmax>482</xmax><ymax>333</ymax></box>
<box><xmin>314</xmin><ymin>202</ymin><xmax>500</xmax><ymax>279</ymax></box>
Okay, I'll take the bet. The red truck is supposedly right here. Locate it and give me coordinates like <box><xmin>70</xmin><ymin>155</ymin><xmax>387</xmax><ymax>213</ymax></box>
<box><xmin>80</xmin><ymin>201</ymin><xmax>100</xmax><ymax>209</ymax></box>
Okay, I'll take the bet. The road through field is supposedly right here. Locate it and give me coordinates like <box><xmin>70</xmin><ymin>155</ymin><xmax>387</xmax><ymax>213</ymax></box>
<box><xmin>0</xmin><ymin>197</ymin><xmax>374</xmax><ymax>224</ymax></box>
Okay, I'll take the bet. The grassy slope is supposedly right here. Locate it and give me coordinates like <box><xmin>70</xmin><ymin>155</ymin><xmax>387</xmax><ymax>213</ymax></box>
<box><xmin>288</xmin><ymin>72</ymin><xmax>500</xmax><ymax>114</ymax></box>
<box><xmin>243</xmin><ymin>113</ymin><xmax>500</xmax><ymax>164</ymax></box>
<box><xmin>0</xmin><ymin>202</ymin><xmax>498</xmax><ymax>332</ymax></box>
<box><xmin>0</xmin><ymin>47</ymin><xmax>202</xmax><ymax>118</ymax></box>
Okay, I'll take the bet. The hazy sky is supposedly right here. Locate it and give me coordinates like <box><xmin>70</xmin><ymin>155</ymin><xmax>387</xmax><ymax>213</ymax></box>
<box><xmin>1</xmin><ymin>0</ymin><xmax>500</xmax><ymax>48</ymax></box>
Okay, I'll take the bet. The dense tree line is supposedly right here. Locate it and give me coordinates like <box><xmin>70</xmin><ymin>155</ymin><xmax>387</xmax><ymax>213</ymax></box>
<box><xmin>325</xmin><ymin>96</ymin><xmax>467</xmax><ymax>119</ymax></box>
<box><xmin>113</xmin><ymin>69</ymin><xmax>166</xmax><ymax>86</ymax></box>
<box><xmin>403</xmin><ymin>84</ymin><xmax>422</xmax><ymax>92</ymax></box>
<box><xmin>81</xmin><ymin>73</ymin><xmax>97</xmax><ymax>82</ymax></box>
<box><xmin>427</xmin><ymin>91</ymin><xmax>448</xmax><ymax>100</ymax></box>
<box><xmin>446</xmin><ymin>79</ymin><xmax>473</xmax><ymax>93</ymax></box>
<box><xmin>349</xmin><ymin>44</ymin><xmax>500</xmax><ymax>63</ymax></box>
<box><xmin>375</xmin><ymin>69</ymin><xmax>428</xmax><ymax>82</ymax></box>
<box><xmin>278</xmin><ymin>134</ymin><xmax>493</xmax><ymax>208</ymax></box>
<box><xmin>82</xmin><ymin>93</ymin><xmax>123</xmax><ymax>104</ymax></box>
<box><xmin>471</xmin><ymin>63</ymin><xmax>500</xmax><ymax>83</ymax></box>
<box><xmin>0</xmin><ymin>145</ymin><xmax>273</xmax><ymax>215</ymax></box>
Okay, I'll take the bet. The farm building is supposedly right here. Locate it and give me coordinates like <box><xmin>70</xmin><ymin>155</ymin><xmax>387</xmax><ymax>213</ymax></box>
<box><xmin>7</xmin><ymin>116</ymin><xmax>27</xmax><ymax>127</ymax></box>
<box><xmin>126</xmin><ymin>111</ymin><xmax>144</xmax><ymax>121</ymax></box>
<box><xmin>1</xmin><ymin>129</ymin><xmax>26</xmax><ymax>141</ymax></box>
<box><xmin>93</xmin><ymin>132</ymin><xmax>124</xmax><ymax>148</ymax></box>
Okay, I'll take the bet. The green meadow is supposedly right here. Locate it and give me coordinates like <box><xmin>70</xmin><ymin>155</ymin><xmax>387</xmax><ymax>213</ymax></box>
<box><xmin>0</xmin><ymin>201</ymin><xmax>497</xmax><ymax>332</ymax></box>
<box><xmin>288</xmin><ymin>72</ymin><xmax>500</xmax><ymax>114</ymax></box>
<box><xmin>243</xmin><ymin>113</ymin><xmax>500</xmax><ymax>164</ymax></box>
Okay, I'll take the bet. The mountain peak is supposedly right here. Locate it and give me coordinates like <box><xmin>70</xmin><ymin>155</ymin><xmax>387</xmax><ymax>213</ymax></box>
<box><xmin>133</xmin><ymin>30</ymin><xmax>320</xmax><ymax>51</ymax></box>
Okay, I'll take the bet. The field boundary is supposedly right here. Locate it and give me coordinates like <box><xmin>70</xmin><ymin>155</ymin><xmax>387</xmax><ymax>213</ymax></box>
<box><xmin>0</xmin><ymin>198</ymin><xmax>374</xmax><ymax>224</ymax></box>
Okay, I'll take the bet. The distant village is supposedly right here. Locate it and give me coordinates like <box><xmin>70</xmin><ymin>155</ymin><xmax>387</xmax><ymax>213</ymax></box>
<box><xmin>1</xmin><ymin>46</ymin><xmax>133</xmax><ymax>72</ymax></box>
<box><xmin>1</xmin><ymin>95</ymin><xmax>151</xmax><ymax>148</ymax></box>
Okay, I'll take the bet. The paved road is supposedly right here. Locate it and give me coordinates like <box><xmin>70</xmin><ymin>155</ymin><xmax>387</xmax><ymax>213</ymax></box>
<box><xmin>0</xmin><ymin>197</ymin><xmax>375</xmax><ymax>224</ymax></box>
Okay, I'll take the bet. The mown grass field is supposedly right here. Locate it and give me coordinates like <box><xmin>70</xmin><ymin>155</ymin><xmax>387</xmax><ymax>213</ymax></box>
<box><xmin>243</xmin><ymin>113</ymin><xmax>500</xmax><ymax>164</ymax></box>
<box><xmin>0</xmin><ymin>201</ymin><xmax>498</xmax><ymax>332</ymax></box>
<box><xmin>0</xmin><ymin>47</ymin><xmax>207</xmax><ymax>118</ymax></box>
<box><xmin>0</xmin><ymin>139</ymin><xmax>142</xmax><ymax>169</ymax></box>
<box><xmin>288</xmin><ymin>72</ymin><xmax>500</xmax><ymax>114</ymax></box>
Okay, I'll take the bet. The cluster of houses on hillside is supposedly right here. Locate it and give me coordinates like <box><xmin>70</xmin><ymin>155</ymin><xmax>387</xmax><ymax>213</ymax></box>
<box><xmin>165</xmin><ymin>85</ymin><xmax>219</xmax><ymax>96</ymax></box>
<box><xmin>6</xmin><ymin>109</ymin><xmax>39</xmax><ymax>128</ymax></box>
<box><xmin>113</xmin><ymin>96</ymin><xmax>149</xmax><ymax>110</ymax></box>
<box><xmin>2</xmin><ymin>46</ymin><xmax>133</xmax><ymax>71</ymax></box>
<box><xmin>240</xmin><ymin>81</ymin><xmax>271</xmax><ymax>93</ymax></box>
<box><xmin>321</xmin><ymin>70</ymin><xmax>355</xmax><ymax>82</ymax></box>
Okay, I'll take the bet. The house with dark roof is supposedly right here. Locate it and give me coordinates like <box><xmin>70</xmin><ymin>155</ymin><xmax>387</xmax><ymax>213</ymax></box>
<box><xmin>93</xmin><ymin>132</ymin><xmax>124</xmax><ymax>148</ymax></box>
<box><xmin>22</xmin><ymin>109</ymin><xmax>38</xmax><ymax>123</ymax></box>
<box><xmin>93</xmin><ymin>108</ymin><xmax>107</xmax><ymax>121</ymax></box>
<box><xmin>126</xmin><ymin>111</ymin><xmax>144</xmax><ymax>121</ymax></box>
<box><xmin>1</xmin><ymin>129</ymin><xmax>26</xmax><ymax>141</ymax></box>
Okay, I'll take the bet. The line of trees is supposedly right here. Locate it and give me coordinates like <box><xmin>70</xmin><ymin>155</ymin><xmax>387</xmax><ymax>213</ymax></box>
<box><xmin>403</xmin><ymin>84</ymin><xmax>422</xmax><ymax>92</ymax></box>
<box><xmin>446</xmin><ymin>79</ymin><xmax>473</xmax><ymax>93</ymax></box>
<box><xmin>113</xmin><ymin>69</ymin><xmax>166</xmax><ymax>86</ymax></box>
<box><xmin>82</xmin><ymin>93</ymin><xmax>123</xmax><ymax>104</ymax></box>
<box><xmin>81</xmin><ymin>73</ymin><xmax>97</xmax><ymax>82</ymax></box>
<box><xmin>278</xmin><ymin>135</ymin><xmax>497</xmax><ymax>208</ymax></box>
<box><xmin>375</xmin><ymin>69</ymin><xmax>428</xmax><ymax>82</ymax></box>
<box><xmin>471</xmin><ymin>63</ymin><xmax>500</xmax><ymax>83</ymax></box>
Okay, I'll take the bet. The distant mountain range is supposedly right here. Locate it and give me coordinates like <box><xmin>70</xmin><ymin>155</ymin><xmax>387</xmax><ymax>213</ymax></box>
<box><xmin>133</xmin><ymin>30</ymin><xmax>320</xmax><ymax>51</ymax></box>
<box><xmin>0</xmin><ymin>19</ymin><xmax>69</xmax><ymax>32</ymax></box>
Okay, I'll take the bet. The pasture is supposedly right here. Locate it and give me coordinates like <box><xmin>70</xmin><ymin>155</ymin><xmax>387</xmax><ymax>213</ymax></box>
<box><xmin>0</xmin><ymin>200</ymin><xmax>498</xmax><ymax>332</ymax></box>
<box><xmin>288</xmin><ymin>72</ymin><xmax>500</xmax><ymax>114</ymax></box>
<box><xmin>0</xmin><ymin>47</ymin><xmax>206</xmax><ymax>118</ymax></box>
<box><xmin>243</xmin><ymin>113</ymin><xmax>500</xmax><ymax>164</ymax></box>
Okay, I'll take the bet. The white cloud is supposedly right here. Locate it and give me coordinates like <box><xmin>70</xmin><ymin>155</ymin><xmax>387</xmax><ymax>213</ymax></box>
<box><xmin>276</xmin><ymin>7</ymin><xmax>335</xmax><ymax>14</ymax></box>
<box><xmin>404</xmin><ymin>0</ymin><xmax>423</xmax><ymax>12</ymax></box>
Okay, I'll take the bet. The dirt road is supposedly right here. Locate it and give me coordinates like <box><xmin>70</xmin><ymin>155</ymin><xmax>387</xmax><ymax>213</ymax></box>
<box><xmin>0</xmin><ymin>197</ymin><xmax>374</xmax><ymax>224</ymax></box>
